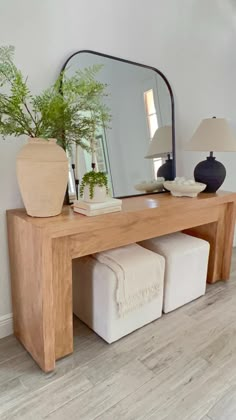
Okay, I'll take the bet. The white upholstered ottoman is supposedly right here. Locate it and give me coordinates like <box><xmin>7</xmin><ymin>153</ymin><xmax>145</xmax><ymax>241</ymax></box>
<box><xmin>72</xmin><ymin>244</ymin><xmax>165</xmax><ymax>343</ymax></box>
<box><xmin>139</xmin><ymin>232</ymin><xmax>210</xmax><ymax>313</ymax></box>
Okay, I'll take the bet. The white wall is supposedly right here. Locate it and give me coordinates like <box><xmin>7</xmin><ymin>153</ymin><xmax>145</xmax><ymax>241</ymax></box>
<box><xmin>1</xmin><ymin>0</ymin><xmax>236</xmax><ymax>334</ymax></box>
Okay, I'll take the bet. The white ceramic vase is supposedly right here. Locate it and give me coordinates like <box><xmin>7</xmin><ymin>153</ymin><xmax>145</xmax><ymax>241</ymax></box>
<box><xmin>16</xmin><ymin>138</ymin><xmax>68</xmax><ymax>217</ymax></box>
<box><xmin>83</xmin><ymin>185</ymin><xmax>107</xmax><ymax>203</ymax></box>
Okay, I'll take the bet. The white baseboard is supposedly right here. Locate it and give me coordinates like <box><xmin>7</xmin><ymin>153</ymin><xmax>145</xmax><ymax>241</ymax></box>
<box><xmin>0</xmin><ymin>313</ymin><xmax>13</xmax><ymax>339</ymax></box>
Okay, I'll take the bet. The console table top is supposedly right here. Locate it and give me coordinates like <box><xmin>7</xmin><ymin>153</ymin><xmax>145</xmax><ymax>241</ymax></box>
<box><xmin>7</xmin><ymin>190</ymin><xmax>236</xmax><ymax>232</ymax></box>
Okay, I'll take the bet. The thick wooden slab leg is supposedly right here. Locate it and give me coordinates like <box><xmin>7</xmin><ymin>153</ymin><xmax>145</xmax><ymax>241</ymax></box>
<box><xmin>52</xmin><ymin>237</ymin><xmax>73</xmax><ymax>360</ymax></box>
<box><xmin>184</xmin><ymin>203</ymin><xmax>236</xmax><ymax>283</ymax></box>
<box><xmin>7</xmin><ymin>213</ymin><xmax>55</xmax><ymax>372</ymax></box>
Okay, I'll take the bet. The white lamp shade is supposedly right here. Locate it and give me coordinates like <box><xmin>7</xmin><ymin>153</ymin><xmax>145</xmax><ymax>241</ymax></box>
<box><xmin>186</xmin><ymin>118</ymin><xmax>236</xmax><ymax>152</ymax></box>
<box><xmin>145</xmin><ymin>126</ymin><xmax>172</xmax><ymax>158</ymax></box>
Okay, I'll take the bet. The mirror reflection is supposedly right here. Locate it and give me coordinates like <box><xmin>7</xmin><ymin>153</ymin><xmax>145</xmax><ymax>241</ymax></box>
<box><xmin>62</xmin><ymin>51</ymin><xmax>175</xmax><ymax>198</ymax></box>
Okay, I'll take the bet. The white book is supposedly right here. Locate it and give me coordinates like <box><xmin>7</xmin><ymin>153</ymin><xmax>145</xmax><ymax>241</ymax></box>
<box><xmin>73</xmin><ymin>197</ymin><xmax>122</xmax><ymax>211</ymax></box>
<box><xmin>73</xmin><ymin>206</ymin><xmax>122</xmax><ymax>217</ymax></box>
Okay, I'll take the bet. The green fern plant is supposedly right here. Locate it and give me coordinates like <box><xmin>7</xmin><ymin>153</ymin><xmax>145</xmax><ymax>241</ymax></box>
<box><xmin>0</xmin><ymin>46</ymin><xmax>111</xmax><ymax>152</ymax></box>
<box><xmin>80</xmin><ymin>171</ymin><xmax>108</xmax><ymax>199</ymax></box>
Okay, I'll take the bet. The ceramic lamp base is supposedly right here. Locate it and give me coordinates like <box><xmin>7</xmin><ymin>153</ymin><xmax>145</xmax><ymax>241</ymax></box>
<box><xmin>157</xmin><ymin>156</ymin><xmax>174</xmax><ymax>181</ymax></box>
<box><xmin>194</xmin><ymin>155</ymin><xmax>226</xmax><ymax>193</ymax></box>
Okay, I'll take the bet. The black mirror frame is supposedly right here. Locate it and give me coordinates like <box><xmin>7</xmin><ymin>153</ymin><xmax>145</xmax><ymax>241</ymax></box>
<box><xmin>61</xmin><ymin>50</ymin><xmax>176</xmax><ymax>196</ymax></box>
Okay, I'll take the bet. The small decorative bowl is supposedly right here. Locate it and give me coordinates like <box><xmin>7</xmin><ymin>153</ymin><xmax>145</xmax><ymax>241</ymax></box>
<box><xmin>135</xmin><ymin>178</ymin><xmax>164</xmax><ymax>193</ymax></box>
<box><xmin>164</xmin><ymin>180</ymin><xmax>206</xmax><ymax>197</ymax></box>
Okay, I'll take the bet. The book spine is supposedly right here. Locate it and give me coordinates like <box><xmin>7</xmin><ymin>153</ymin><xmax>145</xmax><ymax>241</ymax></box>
<box><xmin>73</xmin><ymin>200</ymin><xmax>122</xmax><ymax>211</ymax></box>
<box><xmin>73</xmin><ymin>206</ymin><xmax>121</xmax><ymax>216</ymax></box>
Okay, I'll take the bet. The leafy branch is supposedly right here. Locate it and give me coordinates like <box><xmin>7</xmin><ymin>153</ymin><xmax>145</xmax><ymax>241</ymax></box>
<box><xmin>0</xmin><ymin>46</ymin><xmax>111</xmax><ymax>153</ymax></box>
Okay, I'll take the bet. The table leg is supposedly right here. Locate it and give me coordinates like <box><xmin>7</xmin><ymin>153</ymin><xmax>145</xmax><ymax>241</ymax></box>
<box><xmin>184</xmin><ymin>202</ymin><xmax>236</xmax><ymax>283</ymax></box>
<box><xmin>7</xmin><ymin>214</ymin><xmax>56</xmax><ymax>372</ymax></box>
<box><xmin>52</xmin><ymin>237</ymin><xmax>73</xmax><ymax>360</ymax></box>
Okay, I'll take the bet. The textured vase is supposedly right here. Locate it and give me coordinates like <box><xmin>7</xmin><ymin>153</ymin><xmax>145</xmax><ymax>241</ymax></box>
<box><xmin>83</xmin><ymin>185</ymin><xmax>107</xmax><ymax>203</ymax></box>
<box><xmin>16</xmin><ymin>138</ymin><xmax>68</xmax><ymax>217</ymax></box>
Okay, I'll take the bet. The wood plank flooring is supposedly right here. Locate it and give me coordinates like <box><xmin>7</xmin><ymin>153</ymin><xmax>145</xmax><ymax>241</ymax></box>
<box><xmin>1</xmin><ymin>250</ymin><xmax>236</xmax><ymax>419</ymax></box>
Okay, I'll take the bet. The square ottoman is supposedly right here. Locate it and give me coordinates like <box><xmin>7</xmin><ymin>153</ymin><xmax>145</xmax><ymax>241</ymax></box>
<box><xmin>73</xmin><ymin>244</ymin><xmax>165</xmax><ymax>343</ymax></box>
<box><xmin>139</xmin><ymin>232</ymin><xmax>210</xmax><ymax>313</ymax></box>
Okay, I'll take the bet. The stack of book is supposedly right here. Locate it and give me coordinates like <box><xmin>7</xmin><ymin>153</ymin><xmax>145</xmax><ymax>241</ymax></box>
<box><xmin>73</xmin><ymin>197</ymin><xmax>122</xmax><ymax>216</ymax></box>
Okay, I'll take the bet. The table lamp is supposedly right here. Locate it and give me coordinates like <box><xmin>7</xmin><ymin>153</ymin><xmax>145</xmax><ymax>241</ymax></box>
<box><xmin>145</xmin><ymin>125</ymin><xmax>174</xmax><ymax>180</ymax></box>
<box><xmin>186</xmin><ymin>117</ymin><xmax>236</xmax><ymax>192</ymax></box>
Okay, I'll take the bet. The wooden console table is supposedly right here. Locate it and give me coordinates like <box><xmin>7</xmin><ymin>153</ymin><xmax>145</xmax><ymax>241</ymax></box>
<box><xmin>7</xmin><ymin>191</ymin><xmax>236</xmax><ymax>372</ymax></box>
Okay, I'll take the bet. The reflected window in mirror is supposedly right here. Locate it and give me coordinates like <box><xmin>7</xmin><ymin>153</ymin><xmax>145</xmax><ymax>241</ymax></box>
<box><xmin>144</xmin><ymin>88</ymin><xmax>163</xmax><ymax>179</ymax></box>
<box><xmin>144</xmin><ymin>89</ymin><xmax>158</xmax><ymax>137</ymax></box>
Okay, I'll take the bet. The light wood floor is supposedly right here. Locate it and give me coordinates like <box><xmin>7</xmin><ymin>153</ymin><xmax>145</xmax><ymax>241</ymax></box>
<box><xmin>1</xmin><ymin>251</ymin><xmax>236</xmax><ymax>420</ymax></box>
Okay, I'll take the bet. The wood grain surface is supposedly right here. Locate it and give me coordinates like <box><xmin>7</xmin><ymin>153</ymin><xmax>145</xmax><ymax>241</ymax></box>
<box><xmin>6</xmin><ymin>191</ymin><xmax>236</xmax><ymax>371</ymax></box>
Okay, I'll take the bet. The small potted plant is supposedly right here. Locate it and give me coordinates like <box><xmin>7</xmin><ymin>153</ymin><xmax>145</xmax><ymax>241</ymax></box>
<box><xmin>80</xmin><ymin>170</ymin><xmax>109</xmax><ymax>202</ymax></box>
<box><xmin>0</xmin><ymin>46</ymin><xmax>110</xmax><ymax>217</ymax></box>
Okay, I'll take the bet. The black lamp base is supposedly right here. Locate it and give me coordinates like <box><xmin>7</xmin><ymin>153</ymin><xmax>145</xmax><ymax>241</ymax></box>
<box><xmin>194</xmin><ymin>153</ymin><xmax>226</xmax><ymax>193</ymax></box>
<box><xmin>157</xmin><ymin>155</ymin><xmax>174</xmax><ymax>180</ymax></box>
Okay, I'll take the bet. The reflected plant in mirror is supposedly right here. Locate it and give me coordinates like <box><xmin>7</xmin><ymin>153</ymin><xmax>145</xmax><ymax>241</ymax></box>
<box><xmin>61</xmin><ymin>50</ymin><xmax>175</xmax><ymax>199</ymax></box>
<box><xmin>60</xmin><ymin>64</ymin><xmax>111</xmax><ymax>201</ymax></box>
<box><xmin>61</xmin><ymin>64</ymin><xmax>111</xmax><ymax>152</ymax></box>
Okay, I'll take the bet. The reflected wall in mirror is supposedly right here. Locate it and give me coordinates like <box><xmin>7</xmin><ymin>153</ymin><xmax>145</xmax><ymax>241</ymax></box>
<box><xmin>61</xmin><ymin>50</ymin><xmax>176</xmax><ymax>198</ymax></box>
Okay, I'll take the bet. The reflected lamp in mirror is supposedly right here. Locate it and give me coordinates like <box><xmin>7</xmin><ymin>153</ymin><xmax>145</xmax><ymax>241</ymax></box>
<box><xmin>145</xmin><ymin>125</ymin><xmax>174</xmax><ymax>180</ymax></box>
<box><xmin>186</xmin><ymin>117</ymin><xmax>236</xmax><ymax>193</ymax></box>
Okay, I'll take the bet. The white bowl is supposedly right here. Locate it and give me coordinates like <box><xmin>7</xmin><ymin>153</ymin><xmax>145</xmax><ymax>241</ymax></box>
<box><xmin>135</xmin><ymin>179</ymin><xmax>164</xmax><ymax>193</ymax></box>
<box><xmin>164</xmin><ymin>181</ymin><xmax>206</xmax><ymax>197</ymax></box>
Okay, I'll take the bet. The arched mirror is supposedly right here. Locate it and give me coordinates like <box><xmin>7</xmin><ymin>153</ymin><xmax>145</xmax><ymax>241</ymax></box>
<box><xmin>61</xmin><ymin>50</ymin><xmax>176</xmax><ymax>199</ymax></box>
